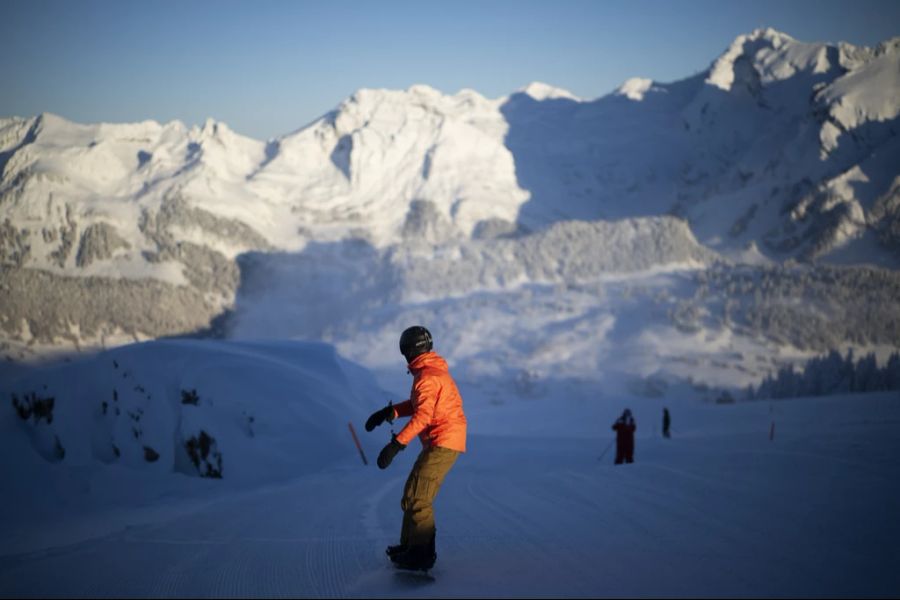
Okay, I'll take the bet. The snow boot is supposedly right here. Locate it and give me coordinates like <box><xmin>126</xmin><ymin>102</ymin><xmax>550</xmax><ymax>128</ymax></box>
<box><xmin>393</xmin><ymin>545</ymin><xmax>435</xmax><ymax>571</ymax></box>
<box><xmin>386</xmin><ymin>544</ymin><xmax>407</xmax><ymax>562</ymax></box>
<box><xmin>394</xmin><ymin>531</ymin><xmax>436</xmax><ymax>571</ymax></box>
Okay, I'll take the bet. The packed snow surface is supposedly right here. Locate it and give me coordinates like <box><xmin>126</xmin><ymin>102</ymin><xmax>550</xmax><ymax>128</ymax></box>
<box><xmin>1</xmin><ymin>339</ymin><xmax>898</xmax><ymax>597</ymax></box>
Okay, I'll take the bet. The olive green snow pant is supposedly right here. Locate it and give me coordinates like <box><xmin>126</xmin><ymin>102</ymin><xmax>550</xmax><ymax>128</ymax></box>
<box><xmin>400</xmin><ymin>445</ymin><xmax>459</xmax><ymax>547</ymax></box>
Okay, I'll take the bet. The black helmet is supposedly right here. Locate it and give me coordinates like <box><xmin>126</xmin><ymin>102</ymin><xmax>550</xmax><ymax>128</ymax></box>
<box><xmin>399</xmin><ymin>326</ymin><xmax>433</xmax><ymax>362</ymax></box>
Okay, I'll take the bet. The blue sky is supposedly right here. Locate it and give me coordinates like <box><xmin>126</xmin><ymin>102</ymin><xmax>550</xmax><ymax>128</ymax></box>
<box><xmin>3</xmin><ymin>0</ymin><xmax>898</xmax><ymax>140</ymax></box>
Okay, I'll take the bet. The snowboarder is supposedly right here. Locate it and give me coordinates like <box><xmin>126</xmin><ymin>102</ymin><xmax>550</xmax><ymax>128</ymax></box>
<box><xmin>365</xmin><ymin>325</ymin><xmax>467</xmax><ymax>572</ymax></box>
<box><xmin>662</xmin><ymin>407</ymin><xmax>671</xmax><ymax>439</ymax></box>
<box><xmin>612</xmin><ymin>409</ymin><xmax>636</xmax><ymax>464</ymax></box>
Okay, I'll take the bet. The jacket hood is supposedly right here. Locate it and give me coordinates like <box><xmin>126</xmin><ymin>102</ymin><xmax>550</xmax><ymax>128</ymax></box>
<box><xmin>408</xmin><ymin>351</ymin><xmax>449</xmax><ymax>373</ymax></box>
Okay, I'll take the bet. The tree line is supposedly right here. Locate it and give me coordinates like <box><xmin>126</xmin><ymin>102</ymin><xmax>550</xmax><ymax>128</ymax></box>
<box><xmin>748</xmin><ymin>348</ymin><xmax>900</xmax><ymax>400</ymax></box>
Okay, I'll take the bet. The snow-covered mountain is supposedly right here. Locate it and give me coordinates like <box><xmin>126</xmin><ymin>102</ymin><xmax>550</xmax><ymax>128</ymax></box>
<box><xmin>1</xmin><ymin>28</ymin><xmax>899</xmax><ymax>375</ymax></box>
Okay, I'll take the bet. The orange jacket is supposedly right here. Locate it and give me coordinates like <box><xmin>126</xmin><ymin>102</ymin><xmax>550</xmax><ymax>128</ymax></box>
<box><xmin>392</xmin><ymin>351</ymin><xmax>467</xmax><ymax>452</ymax></box>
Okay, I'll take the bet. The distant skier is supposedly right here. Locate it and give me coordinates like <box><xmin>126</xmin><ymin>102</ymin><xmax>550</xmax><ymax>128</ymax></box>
<box><xmin>612</xmin><ymin>409</ymin><xmax>636</xmax><ymax>464</ymax></box>
<box><xmin>364</xmin><ymin>326</ymin><xmax>467</xmax><ymax>572</ymax></box>
<box><xmin>663</xmin><ymin>407</ymin><xmax>671</xmax><ymax>439</ymax></box>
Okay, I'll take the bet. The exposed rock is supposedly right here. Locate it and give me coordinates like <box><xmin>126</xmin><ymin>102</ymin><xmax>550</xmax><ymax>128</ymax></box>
<box><xmin>48</xmin><ymin>204</ymin><xmax>77</xmax><ymax>268</ymax></box>
<box><xmin>183</xmin><ymin>430</ymin><xmax>222</xmax><ymax>478</ymax></box>
<box><xmin>76</xmin><ymin>222</ymin><xmax>131</xmax><ymax>267</ymax></box>
<box><xmin>401</xmin><ymin>199</ymin><xmax>453</xmax><ymax>244</ymax></box>
<box><xmin>143</xmin><ymin>193</ymin><xmax>271</xmax><ymax>253</ymax></box>
<box><xmin>0</xmin><ymin>218</ymin><xmax>30</xmax><ymax>267</ymax></box>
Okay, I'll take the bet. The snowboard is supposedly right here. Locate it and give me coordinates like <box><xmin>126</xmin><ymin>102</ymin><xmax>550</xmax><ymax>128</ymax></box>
<box><xmin>394</xmin><ymin>566</ymin><xmax>436</xmax><ymax>582</ymax></box>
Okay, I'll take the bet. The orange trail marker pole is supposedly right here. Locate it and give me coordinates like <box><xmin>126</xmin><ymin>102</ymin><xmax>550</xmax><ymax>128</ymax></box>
<box><xmin>348</xmin><ymin>422</ymin><xmax>368</xmax><ymax>465</ymax></box>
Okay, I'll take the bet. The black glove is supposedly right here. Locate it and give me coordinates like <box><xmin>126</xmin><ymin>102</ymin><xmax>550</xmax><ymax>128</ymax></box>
<box><xmin>365</xmin><ymin>403</ymin><xmax>394</xmax><ymax>432</ymax></box>
<box><xmin>377</xmin><ymin>435</ymin><xmax>406</xmax><ymax>470</ymax></box>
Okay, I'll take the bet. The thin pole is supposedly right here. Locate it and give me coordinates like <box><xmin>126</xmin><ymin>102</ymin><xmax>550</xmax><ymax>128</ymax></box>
<box><xmin>599</xmin><ymin>438</ymin><xmax>615</xmax><ymax>461</ymax></box>
<box><xmin>348</xmin><ymin>422</ymin><xmax>369</xmax><ymax>465</ymax></box>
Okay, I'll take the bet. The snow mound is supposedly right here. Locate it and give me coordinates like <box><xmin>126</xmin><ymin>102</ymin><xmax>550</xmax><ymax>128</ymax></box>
<box><xmin>615</xmin><ymin>77</ymin><xmax>660</xmax><ymax>101</ymax></box>
<box><xmin>1</xmin><ymin>339</ymin><xmax>378</xmax><ymax>486</ymax></box>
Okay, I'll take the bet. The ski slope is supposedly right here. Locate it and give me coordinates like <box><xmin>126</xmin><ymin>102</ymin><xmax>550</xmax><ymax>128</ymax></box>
<box><xmin>1</xmin><ymin>340</ymin><xmax>897</xmax><ymax>597</ymax></box>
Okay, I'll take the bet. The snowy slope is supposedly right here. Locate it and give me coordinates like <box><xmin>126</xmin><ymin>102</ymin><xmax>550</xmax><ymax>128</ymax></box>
<box><xmin>0</xmin><ymin>339</ymin><xmax>381</xmax><ymax>555</ymax></box>
<box><xmin>0</xmin><ymin>339</ymin><xmax>897</xmax><ymax>597</ymax></box>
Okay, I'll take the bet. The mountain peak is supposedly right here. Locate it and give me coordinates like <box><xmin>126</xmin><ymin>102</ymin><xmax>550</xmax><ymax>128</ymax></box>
<box><xmin>615</xmin><ymin>78</ymin><xmax>660</xmax><ymax>101</ymax></box>
<box><xmin>705</xmin><ymin>28</ymin><xmax>836</xmax><ymax>91</ymax></box>
<box><xmin>518</xmin><ymin>81</ymin><xmax>580</xmax><ymax>101</ymax></box>
<box><xmin>406</xmin><ymin>83</ymin><xmax>443</xmax><ymax>98</ymax></box>
<box><xmin>341</xmin><ymin>84</ymin><xmax>447</xmax><ymax>112</ymax></box>
<box><xmin>196</xmin><ymin>117</ymin><xmax>235</xmax><ymax>138</ymax></box>
<box><xmin>35</xmin><ymin>111</ymin><xmax>75</xmax><ymax>131</ymax></box>
<box><xmin>745</xmin><ymin>27</ymin><xmax>795</xmax><ymax>45</ymax></box>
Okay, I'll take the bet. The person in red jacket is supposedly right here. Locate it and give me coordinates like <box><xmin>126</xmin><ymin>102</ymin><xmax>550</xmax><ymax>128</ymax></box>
<box><xmin>365</xmin><ymin>325</ymin><xmax>467</xmax><ymax>572</ymax></box>
<box><xmin>612</xmin><ymin>409</ymin><xmax>636</xmax><ymax>464</ymax></box>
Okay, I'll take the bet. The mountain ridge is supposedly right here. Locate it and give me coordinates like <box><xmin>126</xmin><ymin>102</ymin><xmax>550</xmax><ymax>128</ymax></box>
<box><xmin>1</xmin><ymin>29</ymin><xmax>898</xmax><ymax>363</ymax></box>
